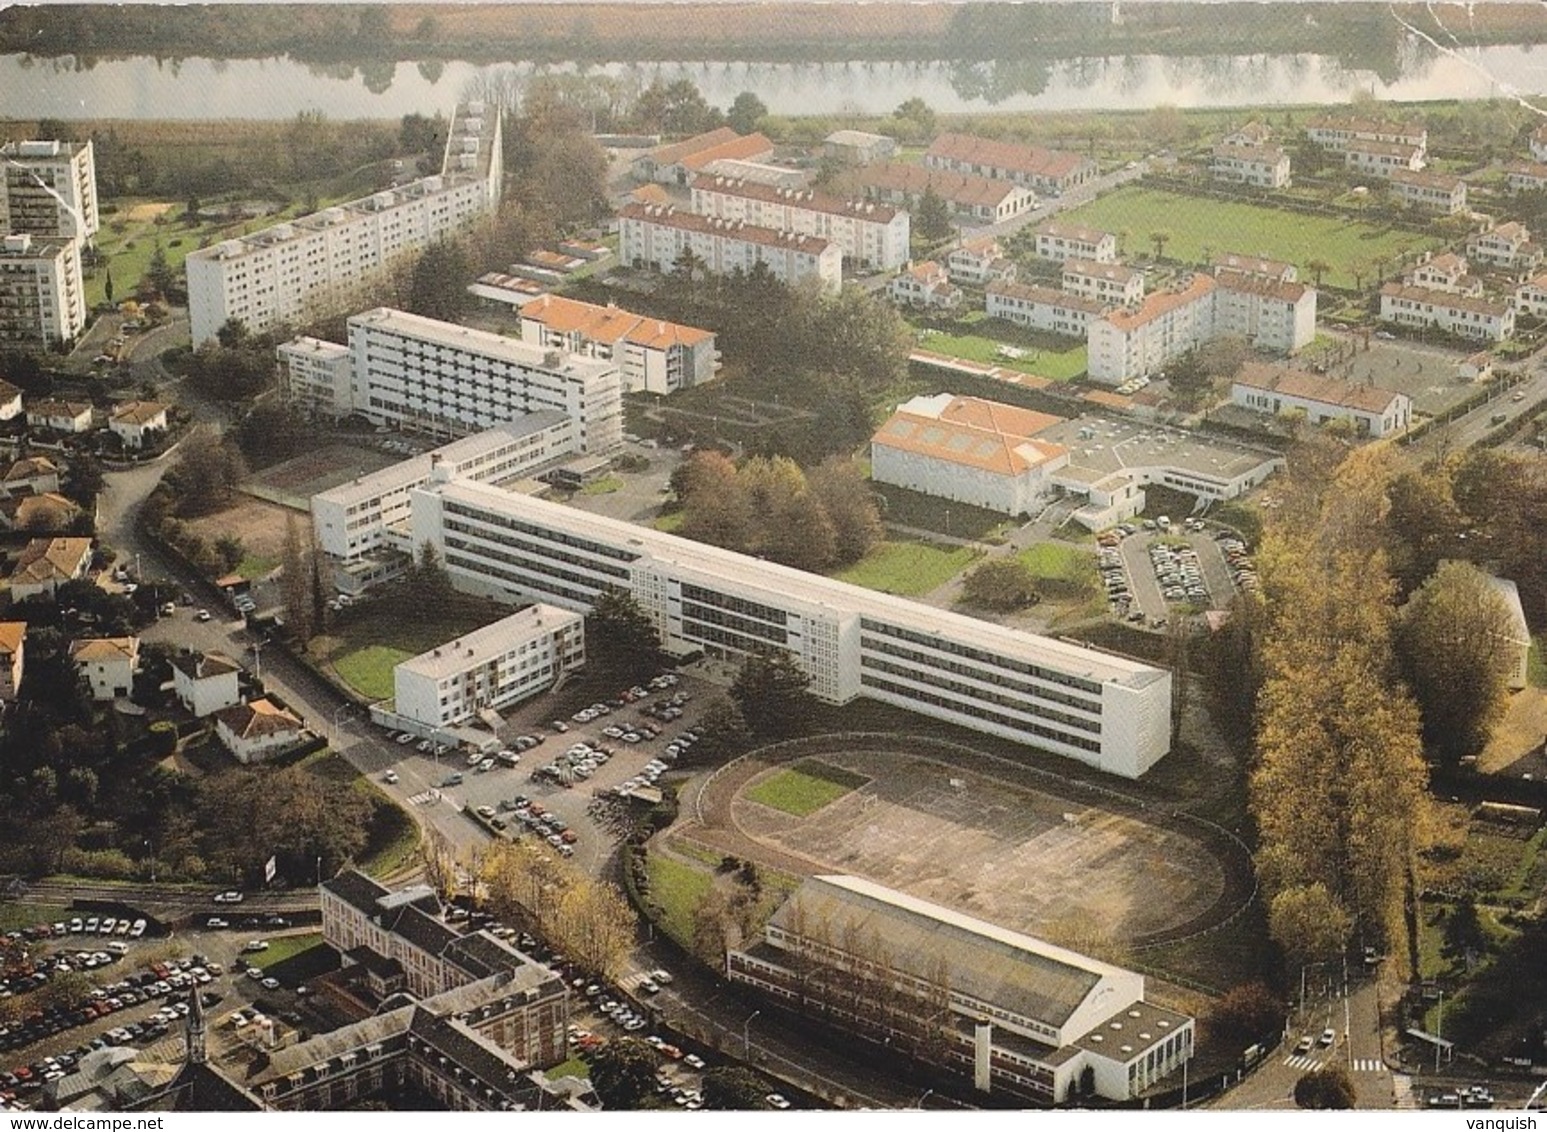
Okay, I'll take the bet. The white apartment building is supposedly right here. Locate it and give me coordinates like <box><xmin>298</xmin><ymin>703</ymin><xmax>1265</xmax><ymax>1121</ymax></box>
<box><xmin>1033</xmin><ymin>222</ymin><xmax>1118</xmax><ymax>264</ymax></box>
<box><xmin>1509</xmin><ymin>160</ymin><xmax>1547</xmax><ymax>193</ymax></box>
<box><xmin>946</xmin><ymin>237</ymin><xmax>1016</xmax><ymax>287</ymax></box>
<box><xmin>871</xmin><ymin>393</ymin><xmax>1069</xmax><ymax>518</ymax></box>
<box><xmin>925</xmin><ymin>133</ymin><xmax>1097</xmax><ymax>195</ymax></box>
<box><xmin>1212</xmin><ymin>270</ymin><xmax>1317</xmax><ymax>355</ymax></box>
<box><xmin>618</xmin><ymin>202</ymin><xmax>842</xmax><ymax>294</ymax></box>
<box><xmin>1344</xmin><ymin>141</ymin><xmax>1425</xmax><ymax>179</ymax></box>
<box><xmin>1086</xmin><ymin>275</ymin><xmax>1218</xmax><ymax>384</ymax></box>
<box><xmin>854</xmin><ymin>162</ymin><xmax>1037</xmax><ymax>226</ymax></box>
<box><xmin>1515</xmin><ymin>273</ymin><xmax>1547</xmax><ymax>317</ymax></box>
<box><xmin>69</xmin><ymin>637</ymin><xmax>139</xmax><ymax>701</ymax></box>
<box><xmin>1379</xmin><ymin>283</ymin><xmax>1516</xmax><ymax>342</ymax></box>
<box><xmin>340</xmin><ymin>308</ymin><xmax>622</xmax><ymax>452</ymax></box>
<box><xmin>276</xmin><ymin>336</ymin><xmax>353</xmax><ymax>415</ymax></box>
<box><xmin>689</xmin><ymin>176</ymin><xmax>910</xmax><ymax>271</ymax></box>
<box><xmin>1231</xmin><ymin>361</ymin><xmax>1412</xmax><ymax>438</ymax></box>
<box><xmin>0</xmin><ymin>233</ymin><xmax>84</xmax><ymax>347</ymax></box>
<box><xmin>516</xmin><ymin>294</ymin><xmax>718</xmax><ymax>396</ymax></box>
<box><xmin>1407</xmin><ymin>253</ymin><xmax>1480</xmax><ymax>295</ymax></box>
<box><xmin>1389</xmin><ymin>169</ymin><xmax>1468</xmax><ymax>214</ymax></box>
<box><xmin>1466</xmin><ymin>222</ymin><xmax>1540</xmax><ymax>271</ymax></box>
<box><xmin>394</xmin><ymin>606</ymin><xmax>585</xmax><ymax>729</ymax></box>
<box><xmin>186</xmin><ymin>102</ymin><xmax>502</xmax><ymax>345</ymax></box>
<box><xmin>1210</xmin><ymin>144</ymin><xmax>1291</xmax><ymax>189</ymax></box>
<box><xmin>985</xmin><ymin>281</ymin><xmax>1108</xmax><ymax>338</ymax></box>
<box><xmin>1212</xmin><ymin>252</ymin><xmax>1297</xmax><ymax>283</ymax></box>
<box><xmin>1062</xmin><ymin>259</ymin><xmax>1144</xmax><ymax>307</ymax></box>
<box><xmin>0</xmin><ymin>140</ymin><xmax>99</xmax><ymax>243</ymax></box>
<box><xmin>407</xmin><ymin>467</ymin><xmax>1173</xmax><ymax>777</ymax></box>
<box><xmin>889</xmin><ymin>261</ymin><xmax>961</xmax><ymax>310</ymax></box>
<box><xmin>728</xmin><ymin>875</ymin><xmax>1194</xmax><ymax>1105</ymax></box>
<box><xmin>1305</xmin><ymin>117</ymin><xmax>1427</xmax><ymax>154</ymax></box>
<box><xmin>311</xmin><ymin>415</ymin><xmax>575</xmax><ymax>562</ymax></box>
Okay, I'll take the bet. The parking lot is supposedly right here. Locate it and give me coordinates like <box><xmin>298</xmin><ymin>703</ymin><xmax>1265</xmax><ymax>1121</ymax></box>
<box><xmin>373</xmin><ymin>670</ymin><xmax>718</xmax><ymax>874</ymax></box>
<box><xmin>1098</xmin><ymin>521</ymin><xmax>1254</xmax><ymax>627</ymax></box>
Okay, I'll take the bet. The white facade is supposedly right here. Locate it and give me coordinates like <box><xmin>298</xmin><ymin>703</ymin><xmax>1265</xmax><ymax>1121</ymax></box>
<box><xmin>1231</xmin><ymin>363</ymin><xmax>1412</xmax><ymax>437</ymax></box>
<box><xmin>1508</xmin><ymin>161</ymin><xmax>1547</xmax><ymax>194</ymax></box>
<box><xmin>186</xmin><ymin>103</ymin><xmax>502</xmax><ymax>345</ymax></box>
<box><xmin>925</xmin><ymin>133</ymin><xmax>1097</xmax><ymax>194</ymax></box>
<box><xmin>1213</xmin><ymin>271</ymin><xmax>1317</xmax><ymax>355</ymax></box>
<box><xmin>1379</xmin><ymin>284</ymin><xmax>1515</xmax><ymax>342</ymax></box>
<box><xmin>26</xmin><ymin>400</ymin><xmax>92</xmax><ymax>434</ymax></box>
<box><xmin>1087</xmin><ymin>275</ymin><xmax>1218</xmax><ymax>384</ymax></box>
<box><xmin>1344</xmin><ymin>142</ymin><xmax>1425</xmax><ymax>178</ymax></box>
<box><xmin>1306</xmin><ymin>117</ymin><xmax>1427</xmax><ymax>154</ymax></box>
<box><xmin>619</xmin><ymin>202</ymin><xmax>842</xmax><ymax>295</ymax></box>
<box><xmin>171</xmin><ymin>652</ymin><xmax>242</xmax><ymax>718</ymax></box>
<box><xmin>1062</xmin><ymin>259</ymin><xmax>1144</xmax><ymax>306</ymax></box>
<box><xmin>690</xmin><ymin>176</ymin><xmax>910</xmax><ymax>271</ymax></box>
<box><xmin>408</xmin><ymin>469</ymin><xmax>1173</xmax><ymax>777</ymax></box>
<box><xmin>516</xmin><ymin>295</ymin><xmax>718</xmax><ymax>396</ymax></box>
<box><xmin>986</xmin><ymin>281</ymin><xmax>1108</xmax><ymax>338</ymax></box>
<box><xmin>1389</xmin><ymin>169</ymin><xmax>1468</xmax><ymax>214</ymax></box>
<box><xmin>946</xmin><ymin>239</ymin><xmax>1015</xmax><ymax>287</ymax></box>
<box><xmin>69</xmin><ymin>637</ymin><xmax>138</xmax><ymax>701</ymax></box>
<box><xmin>889</xmin><ymin>261</ymin><xmax>960</xmax><ymax>310</ymax></box>
<box><xmin>1467</xmin><ymin>222</ymin><xmax>1540</xmax><ymax>270</ymax></box>
<box><xmin>1209</xmin><ymin>144</ymin><xmax>1290</xmax><ymax>188</ymax></box>
<box><xmin>214</xmin><ymin>698</ymin><xmax>306</xmax><ymax>765</ymax></box>
<box><xmin>277</xmin><ymin>337</ymin><xmax>353</xmax><ymax>415</ymax></box>
<box><xmin>0</xmin><ymin>140</ymin><xmax>98</xmax><ymax>243</ymax></box>
<box><xmin>343</xmin><ymin>308</ymin><xmax>622</xmax><ymax>452</ymax></box>
<box><xmin>855</xmin><ymin>163</ymin><xmax>1036</xmax><ymax>225</ymax></box>
<box><xmin>1515</xmin><ymin>273</ymin><xmax>1547</xmax><ymax>317</ymax></box>
<box><xmin>0</xmin><ymin>234</ymin><xmax>83</xmax><ymax>347</ymax></box>
<box><xmin>1407</xmin><ymin>253</ymin><xmax>1478</xmax><ymax>295</ymax></box>
<box><xmin>394</xmin><ymin>606</ymin><xmax>585</xmax><ymax>729</ymax></box>
<box><xmin>824</xmin><ymin>130</ymin><xmax>898</xmax><ymax>166</ymax></box>
<box><xmin>107</xmin><ymin>401</ymin><xmax>168</xmax><ymax>449</ymax></box>
<box><xmin>1034</xmin><ymin>222</ymin><xmax>1117</xmax><ymax>264</ymax></box>
<box><xmin>311</xmin><ymin>416</ymin><xmax>575</xmax><ymax>562</ymax></box>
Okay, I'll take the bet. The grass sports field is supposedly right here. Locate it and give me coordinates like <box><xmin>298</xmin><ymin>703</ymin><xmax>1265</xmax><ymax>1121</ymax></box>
<box><xmin>1065</xmin><ymin>187</ymin><xmax>1443</xmax><ymax>290</ymax></box>
<box><xmin>744</xmin><ymin>759</ymin><xmax>869</xmax><ymax>817</ymax></box>
<box><xmin>834</xmin><ymin>540</ymin><xmax>981</xmax><ymax>597</ymax></box>
<box><xmin>913</xmin><ymin>323</ymin><xmax>1088</xmax><ymax>382</ymax></box>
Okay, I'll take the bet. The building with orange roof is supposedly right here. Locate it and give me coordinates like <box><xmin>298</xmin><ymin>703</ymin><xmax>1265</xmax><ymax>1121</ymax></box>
<box><xmin>1379</xmin><ymin>281</ymin><xmax>1515</xmax><ymax>342</ymax></box>
<box><xmin>516</xmin><ymin>294</ymin><xmax>718</xmax><ymax>395</ymax></box>
<box><xmin>10</xmin><ymin>535</ymin><xmax>92</xmax><ymax>601</ymax></box>
<box><xmin>1212</xmin><ymin>270</ymin><xmax>1317</xmax><ymax>355</ymax></box>
<box><xmin>1406</xmin><ymin>252</ymin><xmax>1481</xmax><ymax>296</ymax></box>
<box><xmin>1033</xmin><ymin>221</ymin><xmax>1118</xmax><ymax>265</ymax></box>
<box><xmin>924</xmin><ymin>133</ymin><xmax>1096</xmax><ymax>195</ymax></box>
<box><xmin>848</xmin><ymin>161</ymin><xmax>1037</xmax><ymax>226</ymax></box>
<box><xmin>0</xmin><ymin>621</ymin><xmax>25</xmax><ymax>700</ymax></box>
<box><xmin>1343</xmin><ymin>140</ymin><xmax>1426</xmax><ymax>179</ymax></box>
<box><xmin>1467</xmin><ymin>221</ymin><xmax>1540</xmax><ymax>271</ymax></box>
<box><xmin>1306</xmin><ymin>116</ymin><xmax>1427</xmax><ymax>154</ymax></box>
<box><xmin>690</xmin><ymin>175</ymin><xmax>910</xmax><ymax>270</ymax></box>
<box><xmin>888</xmin><ymin>261</ymin><xmax>960</xmax><ymax>311</ymax></box>
<box><xmin>1062</xmin><ymin>258</ymin><xmax>1144</xmax><ymax>307</ymax></box>
<box><xmin>946</xmin><ymin>237</ymin><xmax>1017</xmax><ymax>287</ymax></box>
<box><xmin>107</xmin><ymin>400</ymin><xmax>168</xmax><ymax>449</ymax></box>
<box><xmin>1231</xmin><ymin>361</ymin><xmax>1412</xmax><ymax>438</ymax></box>
<box><xmin>1506</xmin><ymin>161</ymin><xmax>1547</xmax><ymax>194</ymax></box>
<box><xmin>631</xmin><ymin>128</ymin><xmax>774</xmax><ymax>186</ymax></box>
<box><xmin>1515</xmin><ymin>271</ymin><xmax>1547</xmax><ymax>318</ymax></box>
<box><xmin>1088</xmin><ymin>275</ymin><xmax>1218</xmax><ymax>384</ymax></box>
<box><xmin>1211</xmin><ymin>252</ymin><xmax>1297</xmax><ymax>284</ymax></box>
<box><xmin>1389</xmin><ymin>168</ymin><xmax>1467</xmax><ymax>214</ymax></box>
<box><xmin>68</xmin><ymin>636</ymin><xmax>139</xmax><ymax>701</ymax></box>
<box><xmin>985</xmin><ymin>280</ymin><xmax>1109</xmax><ymax>338</ymax></box>
<box><xmin>870</xmin><ymin>392</ymin><xmax>1070</xmax><ymax>518</ymax></box>
<box><xmin>214</xmin><ymin>696</ymin><xmax>308</xmax><ymax>765</ymax></box>
<box><xmin>1209</xmin><ymin>143</ymin><xmax>1291</xmax><ymax>189</ymax></box>
<box><xmin>618</xmin><ymin>201</ymin><xmax>842</xmax><ymax>294</ymax></box>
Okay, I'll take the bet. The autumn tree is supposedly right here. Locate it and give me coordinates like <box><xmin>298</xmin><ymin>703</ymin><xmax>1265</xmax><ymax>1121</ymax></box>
<box><xmin>691</xmin><ymin>884</ymin><xmax>733</xmax><ymax>965</ymax></box>
<box><xmin>419</xmin><ymin>827</ymin><xmax>460</xmax><ymax>902</ymax></box>
<box><xmin>807</xmin><ymin>458</ymin><xmax>882</xmax><ymax>566</ymax></box>
<box><xmin>1294</xmin><ymin>1067</ymin><xmax>1355</xmax><ymax>1109</ymax></box>
<box><xmin>1395</xmin><ymin>560</ymin><xmax>1521</xmax><ymax>765</ymax></box>
<box><xmin>553</xmin><ymin>877</ymin><xmax>636</xmax><ymax>978</ymax></box>
<box><xmin>675</xmin><ymin>450</ymin><xmax>754</xmax><ymax>553</ymax></box>
<box><xmin>1383</xmin><ymin>467</ymin><xmax>1466</xmax><ymax>594</ymax></box>
<box><xmin>588</xmin><ymin>1037</ymin><xmax>659</xmax><ymax>1109</ymax></box>
<box><xmin>961</xmin><ymin>557</ymin><xmax>1040</xmax><ymax>611</ymax></box>
<box><xmin>1206</xmin><ymin>981</ymin><xmax>1286</xmax><ymax>1049</ymax></box>
<box><xmin>1267</xmin><ymin>884</ymin><xmax>1352</xmax><ymax>967</ymax></box>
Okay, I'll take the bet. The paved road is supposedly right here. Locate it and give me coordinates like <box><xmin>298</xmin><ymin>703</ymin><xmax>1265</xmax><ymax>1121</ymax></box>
<box><xmin>1405</xmin><ymin>356</ymin><xmax>1546</xmax><ymax>458</ymax></box>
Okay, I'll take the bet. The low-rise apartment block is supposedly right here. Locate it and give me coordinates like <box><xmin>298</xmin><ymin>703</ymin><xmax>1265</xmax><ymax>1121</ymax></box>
<box><xmin>1062</xmin><ymin>258</ymin><xmax>1143</xmax><ymax>307</ymax></box>
<box><xmin>925</xmin><ymin>133</ymin><xmax>1097</xmax><ymax>195</ymax></box>
<box><xmin>406</xmin><ymin>466</ymin><xmax>1173</xmax><ymax>777</ymax></box>
<box><xmin>0</xmin><ymin>233</ymin><xmax>84</xmax><ymax>347</ymax></box>
<box><xmin>1407</xmin><ymin>252</ymin><xmax>1481</xmax><ymax>295</ymax></box>
<box><xmin>1508</xmin><ymin>160</ymin><xmax>1547</xmax><ymax>194</ymax></box>
<box><xmin>275</xmin><ymin>337</ymin><xmax>353</xmax><ymax>416</ymax></box>
<box><xmin>1211</xmin><ymin>252</ymin><xmax>1297</xmax><ymax>283</ymax></box>
<box><xmin>338</xmin><ymin>308</ymin><xmax>622</xmax><ymax>451</ymax></box>
<box><xmin>26</xmin><ymin>399</ymin><xmax>91</xmax><ymax>434</ymax></box>
<box><xmin>1306</xmin><ymin>116</ymin><xmax>1427</xmax><ymax>154</ymax></box>
<box><xmin>1212</xmin><ymin>270</ymin><xmax>1317</xmax><ymax>355</ymax></box>
<box><xmin>394</xmin><ymin>606</ymin><xmax>584</xmax><ymax>729</ymax></box>
<box><xmin>1467</xmin><ymin>222</ymin><xmax>1541</xmax><ymax>271</ymax></box>
<box><xmin>1033</xmin><ymin>221</ymin><xmax>1118</xmax><ymax>264</ymax></box>
<box><xmin>516</xmin><ymin>294</ymin><xmax>717</xmax><ymax>396</ymax></box>
<box><xmin>0</xmin><ymin>139</ymin><xmax>98</xmax><ymax>243</ymax></box>
<box><xmin>618</xmin><ymin>201</ymin><xmax>842</xmax><ymax>294</ymax></box>
<box><xmin>1515</xmin><ymin>272</ymin><xmax>1547</xmax><ymax>317</ymax></box>
<box><xmin>889</xmin><ymin>261</ymin><xmax>960</xmax><ymax>310</ymax></box>
<box><xmin>985</xmin><ymin>281</ymin><xmax>1108</xmax><ymax>338</ymax></box>
<box><xmin>851</xmin><ymin>162</ymin><xmax>1037</xmax><ymax>225</ymax></box>
<box><xmin>946</xmin><ymin>237</ymin><xmax>1016</xmax><ymax>287</ymax></box>
<box><xmin>1379</xmin><ymin>283</ymin><xmax>1515</xmax><ymax>342</ymax></box>
<box><xmin>1231</xmin><ymin>361</ymin><xmax>1412</xmax><ymax>437</ymax></box>
<box><xmin>1086</xmin><ymin>275</ymin><xmax>1218</xmax><ymax>385</ymax></box>
<box><xmin>1344</xmin><ymin>140</ymin><xmax>1425</xmax><ymax>179</ymax></box>
<box><xmin>727</xmin><ymin>875</ymin><xmax>1194</xmax><ymax>1105</ymax></box>
<box><xmin>186</xmin><ymin>102</ymin><xmax>502</xmax><ymax>345</ymax></box>
<box><xmin>1210</xmin><ymin>143</ymin><xmax>1291</xmax><ymax>189</ymax></box>
<box><xmin>690</xmin><ymin>175</ymin><xmax>909</xmax><ymax>271</ymax></box>
<box><xmin>631</xmin><ymin>128</ymin><xmax>773</xmax><ymax>185</ymax></box>
<box><xmin>1389</xmin><ymin>169</ymin><xmax>1467</xmax><ymax>214</ymax></box>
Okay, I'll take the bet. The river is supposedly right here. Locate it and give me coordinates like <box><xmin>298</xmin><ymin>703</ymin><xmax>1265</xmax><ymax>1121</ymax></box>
<box><xmin>4</xmin><ymin>42</ymin><xmax>1546</xmax><ymax>120</ymax></box>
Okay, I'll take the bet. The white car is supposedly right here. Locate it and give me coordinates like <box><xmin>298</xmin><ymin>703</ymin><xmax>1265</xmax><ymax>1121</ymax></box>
<box><xmin>382</xmin><ymin>770</ymin><xmax>399</xmax><ymax>784</ymax></box>
<box><xmin>766</xmin><ymin>1093</ymin><xmax>791</xmax><ymax>1110</ymax></box>
<box><xmin>213</xmin><ymin>890</ymin><xmax>244</xmax><ymax>904</ymax></box>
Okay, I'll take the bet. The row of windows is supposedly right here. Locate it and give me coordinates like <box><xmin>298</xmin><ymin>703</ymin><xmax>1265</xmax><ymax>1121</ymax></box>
<box><xmin>445</xmin><ymin>504</ymin><xmax>638</xmax><ymax>566</ymax></box>
<box><xmin>862</xmin><ymin>634</ymin><xmax>1101</xmax><ymax>716</ymax></box>
<box><xmin>859</xmin><ymin>618</ymin><xmax>1104</xmax><ymax>695</ymax></box>
<box><xmin>682</xmin><ymin>617</ymin><xmax>785</xmax><ymax>658</ymax></box>
<box><xmin>677</xmin><ymin>582</ymin><xmax>790</xmax><ymax>627</ymax></box>
<box><xmin>680</xmin><ymin>601</ymin><xmax>789</xmax><ymax>646</ymax></box>
<box><xmin>443</xmin><ymin>544</ymin><xmax>596</xmax><ymax>607</ymax></box>
<box><xmin>861</xmin><ymin>656</ymin><xmax>1101</xmax><ymax>736</ymax></box>
<box><xmin>861</xmin><ymin>673</ymin><xmax>1103</xmax><ymax>754</ymax></box>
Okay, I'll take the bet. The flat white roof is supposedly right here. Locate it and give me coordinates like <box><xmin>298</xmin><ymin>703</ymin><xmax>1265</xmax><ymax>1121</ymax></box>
<box><xmin>349</xmin><ymin>308</ymin><xmax>619</xmax><ymax>386</ymax></box>
<box><xmin>398</xmin><ymin>605</ymin><xmax>580</xmax><ymax>681</ymax></box>
<box><xmin>314</xmin><ymin>414</ymin><xmax>571</xmax><ymax>509</ymax></box>
<box><xmin>430</xmin><ymin>478</ymin><xmax>1162</xmax><ymax>688</ymax></box>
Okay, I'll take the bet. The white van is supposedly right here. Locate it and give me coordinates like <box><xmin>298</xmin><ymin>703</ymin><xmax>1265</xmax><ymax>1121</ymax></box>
<box><xmin>105</xmin><ymin>941</ymin><xmax>130</xmax><ymax>956</ymax></box>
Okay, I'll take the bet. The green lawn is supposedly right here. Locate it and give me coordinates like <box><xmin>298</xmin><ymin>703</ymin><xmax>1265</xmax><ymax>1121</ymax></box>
<box><xmin>871</xmin><ymin>483</ymin><xmax>1009</xmax><ymax>540</ymax></box>
<box><xmin>236</xmin><ymin>554</ymin><xmax>279</xmax><ymax>581</ymax></box>
<box><xmin>654</xmin><ymin>510</ymin><xmax>684</xmax><ymax>532</ymax></box>
<box><xmin>252</xmin><ymin>932</ymin><xmax>323</xmax><ymax>972</ymax></box>
<box><xmin>914</xmin><ymin>325</ymin><xmax>1088</xmax><ymax>383</ymax></box>
<box><xmin>1018</xmin><ymin>541</ymin><xmax>1093</xmax><ymax>580</ymax></box>
<box><xmin>834</xmin><ymin>540</ymin><xmax>982</xmax><ymax>597</ymax></box>
<box><xmin>322</xmin><ymin>599</ymin><xmax>495</xmax><ymax>701</ymax></box>
<box><xmin>744</xmin><ymin>759</ymin><xmax>868</xmax><ymax>817</ymax></box>
<box><xmin>332</xmin><ymin>645</ymin><xmax>412</xmax><ymax>701</ymax></box>
<box><xmin>644</xmin><ymin>852</ymin><xmax>714</xmax><ymax>946</ymax></box>
<box><xmin>1064</xmin><ymin>187</ymin><xmax>1444</xmax><ymax>290</ymax></box>
<box><xmin>549</xmin><ymin>1056</ymin><xmax>590</xmax><ymax>1079</ymax></box>
<box><xmin>0</xmin><ymin>904</ymin><xmax>70</xmax><ymax>932</ymax></box>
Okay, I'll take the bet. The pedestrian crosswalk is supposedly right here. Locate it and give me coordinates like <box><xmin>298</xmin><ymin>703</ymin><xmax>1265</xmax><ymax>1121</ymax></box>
<box><xmin>1283</xmin><ymin>1054</ymin><xmax>1386</xmax><ymax>1073</ymax></box>
<box><xmin>407</xmin><ymin>789</ymin><xmax>442</xmax><ymax>806</ymax></box>
<box><xmin>1352</xmin><ymin>1059</ymin><xmax>1386</xmax><ymax>1073</ymax></box>
<box><xmin>1284</xmin><ymin>1055</ymin><xmax>1325</xmax><ymax>1071</ymax></box>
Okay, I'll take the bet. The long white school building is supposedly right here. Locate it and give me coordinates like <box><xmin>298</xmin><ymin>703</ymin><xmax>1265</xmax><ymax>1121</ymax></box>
<box><xmin>402</xmin><ymin>465</ymin><xmax>1172</xmax><ymax>777</ymax></box>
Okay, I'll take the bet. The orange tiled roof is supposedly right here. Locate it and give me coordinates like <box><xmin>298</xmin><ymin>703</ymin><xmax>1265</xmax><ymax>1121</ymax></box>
<box><xmin>853</xmin><ymin>162</ymin><xmax>1028</xmax><ymax>209</ymax></box>
<box><xmin>109</xmin><ymin>400</ymin><xmax>167</xmax><ymax>426</ymax></box>
<box><xmin>1214</xmin><ymin>269</ymin><xmax>1312</xmax><ymax>303</ymax></box>
<box><xmin>928</xmin><ymin>133</ymin><xmax>1094</xmax><ymax>182</ymax></box>
<box><xmin>0</xmin><ymin>622</ymin><xmax>25</xmax><ymax>655</ymax></box>
<box><xmin>680</xmin><ymin>133</ymin><xmax>774</xmax><ymax>172</ymax></box>
<box><xmin>518</xmin><ymin>294</ymin><xmax>713</xmax><ymax>349</ymax></box>
<box><xmin>1101</xmin><ymin>275</ymin><xmax>1216</xmax><ymax>331</ymax></box>
<box><xmin>12</xmin><ymin>536</ymin><xmax>91</xmax><ymax>587</ymax></box>
<box><xmin>68</xmin><ymin>636</ymin><xmax>137</xmax><ymax>664</ymax></box>
<box><xmin>872</xmin><ymin>395</ymin><xmax>1067</xmax><ymax>477</ymax></box>
<box><xmin>215</xmin><ymin>696</ymin><xmax>303</xmax><ymax>741</ymax></box>
<box><xmin>1235</xmin><ymin>361</ymin><xmax>1406</xmax><ymax>415</ymax></box>
<box><xmin>1380</xmin><ymin>281</ymin><xmax>1509</xmax><ymax>317</ymax></box>
<box><xmin>640</xmin><ymin>127</ymin><xmax>740</xmax><ymax>168</ymax></box>
<box><xmin>693</xmin><ymin>174</ymin><xmax>899</xmax><ymax>224</ymax></box>
<box><xmin>620</xmin><ymin>202</ymin><xmax>835</xmax><ymax>256</ymax></box>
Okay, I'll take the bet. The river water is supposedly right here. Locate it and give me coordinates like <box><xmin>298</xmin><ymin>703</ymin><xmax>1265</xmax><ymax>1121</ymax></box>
<box><xmin>4</xmin><ymin>42</ymin><xmax>1546</xmax><ymax>120</ymax></box>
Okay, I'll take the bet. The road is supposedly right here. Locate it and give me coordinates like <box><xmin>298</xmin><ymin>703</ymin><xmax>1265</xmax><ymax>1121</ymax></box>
<box><xmin>1405</xmin><ymin>357</ymin><xmax>1546</xmax><ymax>457</ymax></box>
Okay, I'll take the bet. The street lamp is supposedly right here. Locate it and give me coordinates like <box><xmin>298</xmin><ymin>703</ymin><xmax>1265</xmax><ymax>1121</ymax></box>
<box><xmin>742</xmin><ymin>1009</ymin><xmax>761</xmax><ymax>1060</ymax></box>
<box><xmin>331</xmin><ymin>703</ymin><xmax>352</xmax><ymax>744</ymax></box>
<box><xmin>915</xmin><ymin>1088</ymin><xmax>933</xmax><ymax>1111</ymax></box>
